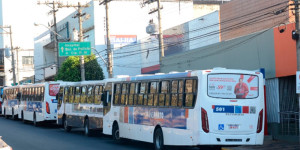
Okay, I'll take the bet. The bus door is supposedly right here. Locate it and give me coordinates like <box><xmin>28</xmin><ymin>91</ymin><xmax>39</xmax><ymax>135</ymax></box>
<box><xmin>206</xmin><ymin>73</ymin><xmax>263</xmax><ymax>135</ymax></box>
<box><xmin>56</xmin><ymin>86</ymin><xmax>64</xmax><ymax>125</ymax></box>
<box><xmin>103</xmin><ymin>82</ymin><xmax>112</xmax><ymax>116</ymax></box>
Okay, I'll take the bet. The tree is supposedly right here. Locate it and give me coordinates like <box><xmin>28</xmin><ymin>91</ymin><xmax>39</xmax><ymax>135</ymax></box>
<box><xmin>55</xmin><ymin>54</ymin><xmax>104</xmax><ymax>81</ymax></box>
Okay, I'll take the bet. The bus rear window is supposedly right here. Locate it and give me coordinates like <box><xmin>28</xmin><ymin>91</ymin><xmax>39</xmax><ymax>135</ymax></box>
<box><xmin>49</xmin><ymin>84</ymin><xmax>60</xmax><ymax>96</ymax></box>
<box><xmin>207</xmin><ymin>74</ymin><xmax>259</xmax><ymax>99</ymax></box>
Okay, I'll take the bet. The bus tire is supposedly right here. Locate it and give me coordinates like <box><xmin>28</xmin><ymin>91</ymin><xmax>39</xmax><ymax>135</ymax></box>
<box><xmin>33</xmin><ymin>112</ymin><xmax>38</xmax><ymax>127</ymax></box>
<box><xmin>112</xmin><ymin>122</ymin><xmax>120</xmax><ymax>142</ymax></box>
<box><xmin>154</xmin><ymin>128</ymin><xmax>165</xmax><ymax>150</ymax></box>
<box><xmin>4</xmin><ymin>108</ymin><xmax>8</xmax><ymax>119</ymax></box>
<box><xmin>63</xmin><ymin>117</ymin><xmax>71</xmax><ymax>132</ymax></box>
<box><xmin>11</xmin><ymin>108</ymin><xmax>16</xmax><ymax>120</ymax></box>
<box><xmin>21</xmin><ymin>111</ymin><xmax>25</xmax><ymax>123</ymax></box>
<box><xmin>84</xmin><ymin>118</ymin><xmax>90</xmax><ymax>137</ymax></box>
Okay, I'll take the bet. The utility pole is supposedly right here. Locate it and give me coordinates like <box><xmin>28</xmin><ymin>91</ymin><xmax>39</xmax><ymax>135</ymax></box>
<box><xmin>292</xmin><ymin>0</ymin><xmax>300</xmax><ymax>143</ymax></box>
<box><xmin>157</xmin><ymin>0</ymin><xmax>164</xmax><ymax>65</ymax></box>
<box><xmin>141</xmin><ymin>0</ymin><xmax>164</xmax><ymax>66</ymax></box>
<box><xmin>0</xmin><ymin>25</ymin><xmax>17</xmax><ymax>85</ymax></box>
<box><xmin>9</xmin><ymin>26</ymin><xmax>16</xmax><ymax>86</ymax></box>
<box><xmin>99</xmin><ymin>0</ymin><xmax>113</xmax><ymax>78</ymax></box>
<box><xmin>37</xmin><ymin>1</ymin><xmax>60</xmax><ymax>74</ymax></box>
<box><xmin>58</xmin><ymin>2</ymin><xmax>90</xmax><ymax>81</ymax></box>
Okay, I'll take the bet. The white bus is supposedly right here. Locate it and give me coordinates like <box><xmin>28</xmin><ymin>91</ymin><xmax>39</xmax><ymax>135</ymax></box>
<box><xmin>102</xmin><ymin>68</ymin><xmax>264</xmax><ymax>150</ymax></box>
<box><xmin>17</xmin><ymin>82</ymin><xmax>61</xmax><ymax>126</ymax></box>
<box><xmin>57</xmin><ymin>80</ymin><xmax>109</xmax><ymax>136</ymax></box>
<box><xmin>2</xmin><ymin>86</ymin><xmax>21</xmax><ymax>119</ymax></box>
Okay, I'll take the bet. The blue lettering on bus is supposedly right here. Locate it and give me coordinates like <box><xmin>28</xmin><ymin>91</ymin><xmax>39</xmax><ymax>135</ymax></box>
<box><xmin>213</xmin><ymin>105</ymin><xmax>234</xmax><ymax>113</ymax></box>
<box><xmin>52</xmin><ymin>99</ymin><xmax>58</xmax><ymax>103</ymax></box>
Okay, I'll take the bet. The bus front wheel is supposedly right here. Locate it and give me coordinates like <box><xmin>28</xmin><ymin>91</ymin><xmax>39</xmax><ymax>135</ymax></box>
<box><xmin>112</xmin><ymin>123</ymin><xmax>120</xmax><ymax>142</ymax></box>
<box><xmin>21</xmin><ymin>111</ymin><xmax>25</xmax><ymax>123</ymax></box>
<box><xmin>154</xmin><ymin>128</ymin><xmax>165</xmax><ymax>150</ymax></box>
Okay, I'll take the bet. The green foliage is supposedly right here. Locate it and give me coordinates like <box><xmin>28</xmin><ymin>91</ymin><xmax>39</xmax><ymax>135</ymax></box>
<box><xmin>55</xmin><ymin>54</ymin><xmax>104</xmax><ymax>81</ymax></box>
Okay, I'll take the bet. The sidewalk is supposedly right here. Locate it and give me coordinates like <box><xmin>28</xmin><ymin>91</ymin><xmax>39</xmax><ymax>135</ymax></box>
<box><xmin>224</xmin><ymin>136</ymin><xmax>300</xmax><ymax>150</ymax></box>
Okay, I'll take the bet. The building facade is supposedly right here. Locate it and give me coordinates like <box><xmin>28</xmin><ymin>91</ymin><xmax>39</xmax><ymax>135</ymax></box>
<box><xmin>161</xmin><ymin>0</ymin><xmax>299</xmax><ymax>142</ymax></box>
<box><xmin>34</xmin><ymin>0</ymin><xmax>221</xmax><ymax>80</ymax></box>
<box><xmin>0</xmin><ymin>0</ymin><xmax>35</xmax><ymax>86</ymax></box>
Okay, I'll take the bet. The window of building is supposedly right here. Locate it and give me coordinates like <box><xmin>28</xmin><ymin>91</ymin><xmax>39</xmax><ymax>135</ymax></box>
<box><xmin>22</xmin><ymin>56</ymin><xmax>33</xmax><ymax>65</ymax></box>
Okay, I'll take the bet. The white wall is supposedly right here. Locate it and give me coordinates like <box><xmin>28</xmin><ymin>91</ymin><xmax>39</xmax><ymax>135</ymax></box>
<box><xmin>189</xmin><ymin>11</ymin><xmax>220</xmax><ymax>50</ymax></box>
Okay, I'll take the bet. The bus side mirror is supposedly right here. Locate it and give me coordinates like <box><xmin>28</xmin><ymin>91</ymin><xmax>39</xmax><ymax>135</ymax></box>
<box><xmin>56</xmin><ymin>94</ymin><xmax>59</xmax><ymax>100</ymax></box>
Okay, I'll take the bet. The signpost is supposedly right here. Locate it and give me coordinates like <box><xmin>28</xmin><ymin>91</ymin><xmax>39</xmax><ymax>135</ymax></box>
<box><xmin>58</xmin><ymin>42</ymin><xmax>91</xmax><ymax>56</ymax></box>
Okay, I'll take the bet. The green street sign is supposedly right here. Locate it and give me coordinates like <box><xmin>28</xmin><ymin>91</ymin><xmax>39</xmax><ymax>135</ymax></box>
<box><xmin>58</xmin><ymin>42</ymin><xmax>91</xmax><ymax>56</ymax></box>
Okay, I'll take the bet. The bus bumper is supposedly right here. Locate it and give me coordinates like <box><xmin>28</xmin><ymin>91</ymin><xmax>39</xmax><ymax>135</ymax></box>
<box><xmin>198</xmin><ymin>132</ymin><xmax>264</xmax><ymax>145</ymax></box>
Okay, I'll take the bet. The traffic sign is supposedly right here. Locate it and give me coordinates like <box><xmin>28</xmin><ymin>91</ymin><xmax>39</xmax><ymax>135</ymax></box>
<box><xmin>58</xmin><ymin>42</ymin><xmax>91</xmax><ymax>56</ymax></box>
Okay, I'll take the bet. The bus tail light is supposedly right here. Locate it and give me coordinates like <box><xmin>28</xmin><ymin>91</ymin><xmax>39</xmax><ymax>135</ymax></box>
<box><xmin>201</xmin><ymin>108</ymin><xmax>209</xmax><ymax>133</ymax></box>
<box><xmin>257</xmin><ymin>109</ymin><xmax>263</xmax><ymax>133</ymax></box>
<box><xmin>46</xmin><ymin>102</ymin><xmax>50</xmax><ymax>114</ymax></box>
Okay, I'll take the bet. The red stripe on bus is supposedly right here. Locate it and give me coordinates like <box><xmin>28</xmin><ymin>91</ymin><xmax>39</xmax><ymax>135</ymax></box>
<box><xmin>250</xmin><ymin>87</ymin><xmax>258</xmax><ymax>91</ymax></box>
<box><xmin>247</xmin><ymin>76</ymin><xmax>255</xmax><ymax>83</ymax></box>
<box><xmin>124</xmin><ymin>107</ymin><xmax>129</xmax><ymax>123</ymax></box>
<box><xmin>185</xmin><ymin>109</ymin><xmax>189</xmax><ymax>118</ymax></box>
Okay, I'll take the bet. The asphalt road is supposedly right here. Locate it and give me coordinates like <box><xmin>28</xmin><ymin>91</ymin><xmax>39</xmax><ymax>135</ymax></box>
<box><xmin>0</xmin><ymin>116</ymin><xmax>199</xmax><ymax>150</ymax></box>
<box><xmin>0</xmin><ymin>116</ymin><xmax>155</xmax><ymax>150</ymax></box>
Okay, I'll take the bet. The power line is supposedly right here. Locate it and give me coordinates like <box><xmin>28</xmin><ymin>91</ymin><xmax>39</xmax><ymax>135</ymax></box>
<box><xmin>110</xmin><ymin>1</ymin><xmax>289</xmax><ymax>54</ymax></box>
<box><xmin>112</xmin><ymin>7</ymin><xmax>288</xmax><ymax>59</ymax></box>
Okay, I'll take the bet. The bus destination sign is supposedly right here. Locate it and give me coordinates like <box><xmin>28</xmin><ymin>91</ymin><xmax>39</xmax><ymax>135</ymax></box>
<box><xmin>58</xmin><ymin>42</ymin><xmax>91</xmax><ymax>56</ymax></box>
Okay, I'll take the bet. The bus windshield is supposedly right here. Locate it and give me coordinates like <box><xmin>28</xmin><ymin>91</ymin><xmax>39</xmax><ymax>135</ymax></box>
<box><xmin>207</xmin><ymin>73</ymin><xmax>259</xmax><ymax>99</ymax></box>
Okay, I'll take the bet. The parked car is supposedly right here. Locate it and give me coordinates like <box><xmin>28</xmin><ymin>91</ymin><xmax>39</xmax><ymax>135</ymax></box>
<box><xmin>0</xmin><ymin>137</ymin><xmax>12</xmax><ymax>150</ymax></box>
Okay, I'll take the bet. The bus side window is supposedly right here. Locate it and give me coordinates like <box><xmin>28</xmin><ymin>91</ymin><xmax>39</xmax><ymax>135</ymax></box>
<box><xmin>64</xmin><ymin>87</ymin><xmax>69</xmax><ymax>103</ymax></box>
<box><xmin>68</xmin><ymin>87</ymin><xmax>73</xmax><ymax>103</ymax></box>
<box><xmin>114</xmin><ymin>83</ymin><xmax>121</xmax><ymax>105</ymax></box>
<box><xmin>94</xmin><ymin>85</ymin><xmax>100</xmax><ymax>104</ymax></box>
<box><xmin>134</xmin><ymin>83</ymin><xmax>139</xmax><ymax>105</ymax></box>
<box><xmin>142</xmin><ymin>82</ymin><xmax>149</xmax><ymax>106</ymax></box>
<box><xmin>128</xmin><ymin>83</ymin><xmax>135</xmax><ymax>105</ymax></box>
<box><xmin>81</xmin><ymin>86</ymin><xmax>87</xmax><ymax>104</ymax></box>
<box><xmin>178</xmin><ymin>80</ymin><xmax>184</xmax><ymax>107</ymax></box>
<box><xmin>184</xmin><ymin>79</ymin><xmax>197</xmax><ymax>108</ymax></box>
<box><xmin>122</xmin><ymin>83</ymin><xmax>130</xmax><ymax>105</ymax></box>
<box><xmin>138</xmin><ymin>82</ymin><xmax>146</xmax><ymax>105</ymax></box>
<box><xmin>171</xmin><ymin>80</ymin><xmax>178</xmax><ymax>107</ymax></box>
<box><xmin>41</xmin><ymin>87</ymin><xmax>45</xmax><ymax>101</ymax></box>
<box><xmin>159</xmin><ymin>81</ymin><xmax>169</xmax><ymax>107</ymax></box>
<box><xmin>148</xmin><ymin>81</ymin><xmax>157</xmax><ymax>106</ymax></box>
<box><xmin>74</xmin><ymin>86</ymin><xmax>80</xmax><ymax>104</ymax></box>
<box><xmin>87</xmin><ymin>86</ymin><xmax>94</xmax><ymax>104</ymax></box>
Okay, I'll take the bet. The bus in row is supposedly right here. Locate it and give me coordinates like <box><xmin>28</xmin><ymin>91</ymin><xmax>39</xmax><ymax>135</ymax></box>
<box><xmin>1</xmin><ymin>82</ymin><xmax>62</xmax><ymax>125</ymax></box>
<box><xmin>56</xmin><ymin>80</ymin><xmax>109</xmax><ymax>136</ymax></box>
<box><xmin>56</xmin><ymin>68</ymin><xmax>264</xmax><ymax>150</ymax></box>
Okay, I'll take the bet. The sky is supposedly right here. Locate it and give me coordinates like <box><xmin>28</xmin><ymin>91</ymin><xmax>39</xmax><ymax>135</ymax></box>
<box><xmin>1</xmin><ymin>0</ymin><xmax>91</xmax><ymax>49</ymax></box>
